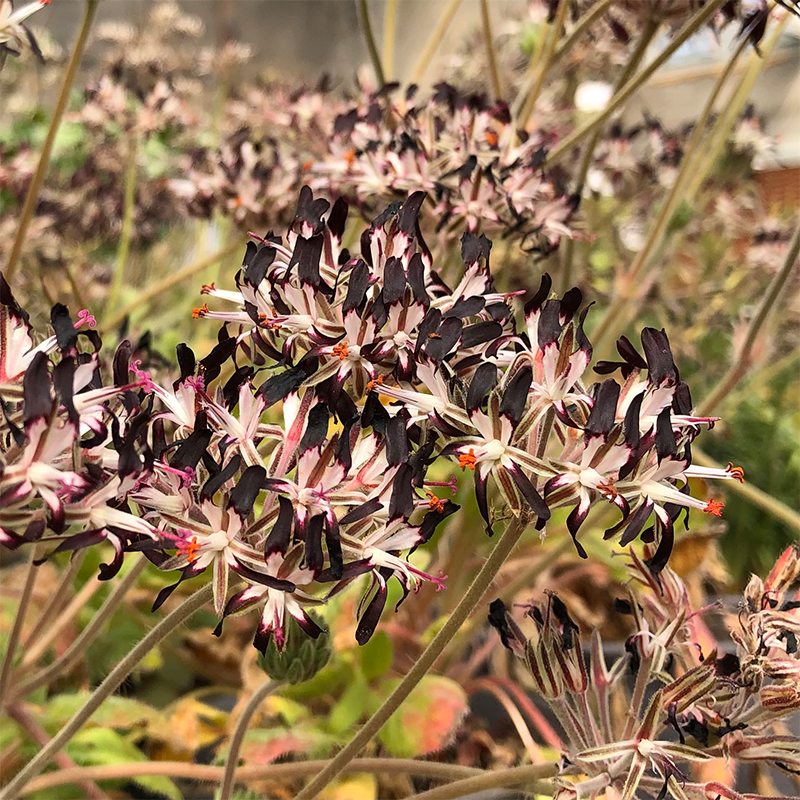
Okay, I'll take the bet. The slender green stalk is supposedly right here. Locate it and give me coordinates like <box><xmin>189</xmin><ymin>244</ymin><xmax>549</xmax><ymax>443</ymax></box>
<box><xmin>513</xmin><ymin>0</ymin><xmax>615</xmax><ymax>120</ymax></box>
<box><xmin>4</xmin><ymin>0</ymin><xmax>100</xmax><ymax>282</ymax></box>
<box><xmin>0</xmin><ymin>583</ymin><xmax>214</xmax><ymax>800</ymax></box>
<box><xmin>479</xmin><ymin>0</ymin><xmax>503</xmax><ymax>101</ymax></box>
<box><xmin>690</xmin><ymin>447</ymin><xmax>800</xmax><ymax>532</ymax></box>
<box><xmin>516</xmin><ymin>0</ymin><xmax>569</xmax><ymax>128</ymax></box>
<box><xmin>0</xmin><ymin>550</ymin><xmax>39</xmax><ymax>708</ymax></box>
<box><xmin>356</xmin><ymin>0</ymin><xmax>385</xmax><ymax>88</ymax></box>
<box><xmin>546</xmin><ymin>0</ymin><xmax>727</xmax><ymax>166</ymax></box>
<box><xmin>293</xmin><ymin>511</ymin><xmax>533</xmax><ymax>800</ymax></box>
<box><xmin>101</xmin><ymin>237</ymin><xmax>246</xmax><ymax>333</ymax></box>
<box><xmin>12</xmin><ymin>558</ymin><xmax>149</xmax><ymax>700</ymax></box>
<box><xmin>20</xmin><ymin>758</ymin><xmax>484</xmax><ymax>796</ymax></box>
<box><xmin>589</xmin><ymin>30</ymin><xmax>751</xmax><ymax>352</ymax></box>
<box><xmin>696</xmin><ymin>224</ymin><xmax>800</xmax><ymax>416</ymax></box>
<box><xmin>104</xmin><ymin>133</ymin><xmax>139</xmax><ymax>325</ymax></box>
<box><xmin>20</xmin><ymin>551</ymin><xmax>86</xmax><ymax>651</ymax></box>
<box><xmin>560</xmin><ymin>18</ymin><xmax>660</xmax><ymax>290</ymax></box>
<box><xmin>219</xmin><ymin>678</ymin><xmax>285</xmax><ymax>800</ymax></box>
<box><xmin>382</xmin><ymin>0</ymin><xmax>398</xmax><ymax>83</ymax></box>
<box><xmin>407</xmin><ymin>0</ymin><xmax>462</xmax><ymax>86</ymax></box>
<box><xmin>405</xmin><ymin>763</ymin><xmax>558</xmax><ymax>800</ymax></box>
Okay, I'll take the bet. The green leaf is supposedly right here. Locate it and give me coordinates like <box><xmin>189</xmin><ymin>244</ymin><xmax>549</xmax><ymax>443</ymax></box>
<box><xmin>377</xmin><ymin>675</ymin><xmax>468</xmax><ymax>758</ymax></box>
<box><xmin>42</xmin><ymin>693</ymin><xmax>169</xmax><ymax>738</ymax></box>
<box><xmin>328</xmin><ymin>678</ymin><xmax>369</xmax><ymax>734</ymax></box>
<box><xmin>358</xmin><ymin>630</ymin><xmax>393</xmax><ymax>681</ymax></box>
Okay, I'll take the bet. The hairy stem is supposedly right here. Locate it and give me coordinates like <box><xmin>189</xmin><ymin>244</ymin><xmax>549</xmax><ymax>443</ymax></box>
<box><xmin>479</xmin><ymin>0</ymin><xmax>503</xmax><ymax>102</ymax></box>
<box><xmin>356</xmin><ymin>0</ymin><xmax>385</xmax><ymax>88</ymax></box>
<box><xmin>12</xmin><ymin>558</ymin><xmax>149</xmax><ymax>700</ymax></box>
<box><xmin>516</xmin><ymin>0</ymin><xmax>569</xmax><ymax>128</ymax></box>
<box><xmin>4</xmin><ymin>0</ymin><xmax>100</xmax><ymax>282</ymax></box>
<box><xmin>405</xmin><ymin>762</ymin><xmax>558</xmax><ymax>800</ymax></box>
<box><xmin>382</xmin><ymin>0</ymin><xmax>398</xmax><ymax>83</ymax></box>
<box><xmin>0</xmin><ymin>583</ymin><xmax>214</xmax><ymax>800</ymax></box>
<box><xmin>219</xmin><ymin>678</ymin><xmax>284</xmax><ymax>800</ymax></box>
<box><xmin>407</xmin><ymin>0</ymin><xmax>462</xmax><ymax>86</ymax></box>
<box><xmin>546</xmin><ymin>0</ymin><xmax>726</xmax><ymax>166</ymax></box>
<box><xmin>696</xmin><ymin>223</ymin><xmax>800</xmax><ymax>416</ymax></box>
<box><xmin>0</xmin><ymin>550</ymin><xmax>39</xmax><ymax>709</ymax></box>
<box><xmin>293</xmin><ymin>512</ymin><xmax>533</xmax><ymax>799</ymax></box>
<box><xmin>104</xmin><ymin>133</ymin><xmax>139</xmax><ymax>325</ymax></box>
<box><xmin>101</xmin><ymin>236</ymin><xmax>246</xmax><ymax>333</ymax></box>
<box><xmin>19</xmin><ymin>758</ymin><xmax>484</xmax><ymax>796</ymax></box>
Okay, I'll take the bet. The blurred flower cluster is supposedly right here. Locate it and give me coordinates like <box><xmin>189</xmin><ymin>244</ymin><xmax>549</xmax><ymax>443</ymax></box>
<box><xmin>490</xmin><ymin>541</ymin><xmax>800</xmax><ymax>800</ymax></box>
<box><xmin>1</xmin><ymin>189</ymin><xmax>742</xmax><ymax>655</ymax></box>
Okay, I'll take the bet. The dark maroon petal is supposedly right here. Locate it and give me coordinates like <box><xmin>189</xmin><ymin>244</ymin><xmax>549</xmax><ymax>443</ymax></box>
<box><xmin>113</xmin><ymin>340</ymin><xmax>133</xmax><ymax>386</ymax></box>
<box><xmin>245</xmin><ymin>245</ymin><xmax>276</xmax><ymax>288</ymax></box>
<box><xmin>430</xmin><ymin>411</ymin><xmax>469</xmax><ymax>437</ymax></box>
<box><xmin>328</xmin><ymin>196</ymin><xmax>349</xmax><ymax>240</ymax></box>
<box><xmin>151</xmin><ymin>566</ymin><xmax>199</xmax><ymax>612</ymax></box>
<box><xmin>475</xmin><ymin>467</ymin><xmax>492</xmax><ymax>536</ymax></box>
<box><xmin>618</xmin><ymin>501</ymin><xmax>654</xmax><ymax>546</ymax></box>
<box><xmin>53</xmin><ymin>357</ymin><xmax>78</xmax><ymax>424</ymax></box>
<box><xmin>51</xmin><ymin>304</ymin><xmax>78</xmax><ymax>352</ymax></box>
<box><xmin>559</xmin><ymin>288</ymin><xmax>582</xmax><ymax>323</ymax></box>
<box><xmin>388</xmin><ymin>463</ymin><xmax>415</xmax><ymax>520</ymax></box>
<box><xmin>257</xmin><ymin>366</ymin><xmax>307</xmax><ymax>407</ymax></box>
<box><xmin>317</xmin><ymin>557</ymin><xmax>373</xmax><ymax>583</ymax></box>
<box><xmin>230</xmin><ymin>559</ymin><xmax>296</xmax><ymax>592</ymax></box>
<box><xmin>23</xmin><ymin>352</ymin><xmax>53</xmax><ymax>426</ymax></box>
<box><xmin>425</xmin><ymin>317</ymin><xmax>462</xmax><ymax>362</ymax></box>
<box><xmin>460</xmin><ymin>231</ymin><xmax>492</xmax><ymax>266</ymax></box>
<box><xmin>415</xmin><ymin>308</ymin><xmax>442</xmax><ymax>355</ymax></box>
<box><xmin>646</xmin><ymin>517</ymin><xmax>674</xmax><ymax>576</ymax></box>
<box><xmin>356</xmin><ymin>575</ymin><xmax>389</xmax><ymax>645</ymax></box>
<box><xmin>672</xmin><ymin>381</ymin><xmax>692</xmax><ymax>416</ymax></box>
<box><xmin>461</xmin><ymin>320</ymin><xmax>503</xmax><ymax>349</ymax></box>
<box><xmin>343</xmin><ymin>259</ymin><xmax>371</xmax><ymax>314</ymax></box>
<box><xmin>198</xmin><ymin>336</ymin><xmax>237</xmax><ymax>383</ymax></box>
<box><xmin>0</xmin><ymin>272</ymin><xmax>29</xmax><ymax>323</ymax></box>
<box><xmin>325</xmin><ymin>513</ymin><xmax>343</xmax><ymax>579</ymax></box>
<box><xmin>98</xmin><ymin>536</ymin><xmax>125</xmax><ymax>581</ymax></box>
<box><xmin>293</xmin><ymin>234</ymin><xmax>325</xmax><ymax>289</ymax></box>
<box><xmin>524</xmin><ymin>273</ymin><xmax>552</xmax><ymax>316</ymax></box>
<box><xmin>382</xmin><ymin>257</ymin><xmax>406</xmax><ymax>305</ymax></box>
<box><xmin>585</xmin><ymin>379</ymin><xmax>620</xmax><ymax>437</ymax></box>
<box><xmin>230</xmin><ymin>465</ymin><xmax>266</xmax><ymax>519</ymax></box>
<box><xmin>506</xmin><ymin>464</ymin><xmax>550</xmax><ymax>521</ymax></box>
<box><xmin>398</xmin><ymin>191</ymin><xmax>426</xmax><ymax>235</ymax></box>
<box><xmin>617</xmin><ymin>334</ymin><xmax>647</xmax><ymax>370</ymax></box>
<box><xmin>299</xmin><ymin>403</ymin><xmax>330</xmax><ymax>455</ymax></box>
<box><xmin>253</xmin><ymin>623</ymin><xmax>272</xmax><ymax>655</ymax></box>
<box><xmin>566</xmin><ymin>506</ymin><xmax>589</xmax><ymax>559</ymax></box>
<box><xmin>407</xmin><ymin>253</ymin><xmax>429</xmax><ymax>307</ymax></box>
<box><xmin>200</xmin><ymin>454</ymin><xmax>242</xmax><ymax>500</ymax></box>
<box><xmin>624</xmin><ymin>390</ymin><xmax>645</xmax><ymax>448</ymax></box>
<box><xmin>467</xmin><ymin>363</ymin><xmax>497</xmax><ymax>414</ymax></box>
<box><xmin>34</xmin><ymin>529</ymin><xmax>106</xmax><ymax>565</ymax></box>
<box><xmin>340</xmin><ymin>499</ymin><xmax>384</xmax><ymax>526</ymax></box>
<box><xmin>265</xmin><ymin>496</ymin><xmax>294</xmax><ymax>556</ymax></box>
<box><xmin>537</xmin><ymin>300</ymin><xmax>562</xmax><ymax>348</ymax></box>
<box><xmin>295</xmin><ymin>609</ymin><xmax>325</xmax><ymax>639</ymax></box>
<box><xmin>499</xmin><ymin>366</ymin><xmax>532</xmax><ymax>426</ymax></box>
<box><xmin>417</xmin><ymin>500</ymin><xmax>459</xmax><ymax>546</ymax></box>
<box><xmin>385</xmin><ymin>414</ymin><xmax>409</xmax><ymax>466</ymax></box>
<box><xmin>641</xmin><ymin>327</ymin><xmax>676</xmax><ymax>387</ymax></box>
<box><xmin>655</xmin><ymin>408</ymin><xmax>677</xmax><ymax>462</ymax></box>
<box><xmin>303</xmin><ymin>514</ymin><xmax>325</xmax><ymax>573</ymax></box>
<box><xmin>294</xmin><ymin>186</ymin><xmax>330</xmax><ymax>235</ymax></box>
<box><xmin>443</xmin><ymin>296</ymin><xmax>485</xmax><ymax>319</ymax></box>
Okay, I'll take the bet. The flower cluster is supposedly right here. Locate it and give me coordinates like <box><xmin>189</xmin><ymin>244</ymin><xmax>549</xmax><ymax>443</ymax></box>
<box><xmin>490</xmin><ymin>542</ymin><xmax>800</xmax><ymax>800</ymax></box>
<box><xmin>1</xmin><ymin>190</ymin><xmax>741</xmax><ymax>654</ymax></box>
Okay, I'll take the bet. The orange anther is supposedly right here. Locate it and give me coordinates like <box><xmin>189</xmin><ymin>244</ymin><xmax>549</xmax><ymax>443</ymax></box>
<box><xmin>192</xmin><ymin>303</ymin><xmax>209</xmax><ymax>319</ymax></box>
<box><xmin>425</xmin><ymin>491</ymin><xmax>445</xmax><ymax>513</ymax></box>
<box><xmin>459</xmin><ymin>449</ymin><xmax>477</xmax><ymax>471</ymax></box>
<box><xmin>704</xmin><ymin>499</ymin><xmax>725</xmax><ymax>517</ymax></box>
<box><xmin>597</xmin><ymin>482</ymin><xmax>619</xmax><ymax>500</ymax></box>
<box><xmin>344</xmin><ymin>148</ymin><xmax>356</xmax><ymax>167</ymax></box>
<box><xmin>200</xmin><ymin>283</ymin><xmax>216</xmax><ymax>294</ymax></box>
<box><xmin>366</xmin><ymin>375</ymin><xmax>385</xmax><ymax>392</ymax></box>
<box><xmin>726</xmin><ymin>463</ymin><xmax>745</xmax><ymax>483</ymax></box>
<box><xmin>302</xmin><ymin>158</ymin><xmax>314</xmax><ymax>172</ymax></box>
<box><xmin>179</xmin><ymin>536</ymin><xmax>200</xmax><ymax>562</ymax></box>
<box><xmin>332</xmin><ymin>341</ymin><xmax>349</xmax><ymax>360</ymax></box>
<box><xmin>485</xmin><ymin>129</ymin><xmax>499</xmax><ymax>147</ymax></box>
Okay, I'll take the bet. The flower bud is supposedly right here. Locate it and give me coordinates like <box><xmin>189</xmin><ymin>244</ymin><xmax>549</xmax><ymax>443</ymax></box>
<box><xmin>759</xmin><ymin>683</ymin><xmax>800</xmax><ymax>716</ymax></box>
<box><xmin>257</xmin><ymin>613</ymin><xmax>330</xmax><ymax>684</ymax></box>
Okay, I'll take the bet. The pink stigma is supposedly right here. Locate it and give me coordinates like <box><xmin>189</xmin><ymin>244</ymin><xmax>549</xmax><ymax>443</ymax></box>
<box><xmin>75</xmin><ymin>309</ymin><xmax>97</xmax><ymax>329</ymax></box>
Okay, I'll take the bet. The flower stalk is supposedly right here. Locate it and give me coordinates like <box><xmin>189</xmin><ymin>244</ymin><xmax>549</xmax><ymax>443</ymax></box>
<box><xmin>479</xmin><ymin>0</ymin><xmax>503</xmax><ymax>102</ymax></box>
<box><xmin>355</xmin><ymin>0</ymin><xmax>385</xmax><ymax>87</ymax></box>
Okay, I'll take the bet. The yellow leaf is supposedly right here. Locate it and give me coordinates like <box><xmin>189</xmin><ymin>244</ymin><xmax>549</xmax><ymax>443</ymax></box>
<box><xmin>318</xmin><ymin>774</ymin><xmax>377</xmax><ymax>800</ymax></box>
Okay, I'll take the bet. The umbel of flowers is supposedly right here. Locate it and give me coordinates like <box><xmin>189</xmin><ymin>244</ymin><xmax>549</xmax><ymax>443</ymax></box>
<box><xmin>0</xmin><ymin>189</ymin><xmax>744</xmax><ymax>653</ymax></box>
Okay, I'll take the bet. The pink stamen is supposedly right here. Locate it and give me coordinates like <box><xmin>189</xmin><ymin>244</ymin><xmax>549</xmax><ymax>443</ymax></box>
<box><xmin>75</xmin><ymin>309</ymin><xmax>97</xmax><ymax>329</ymax></box>
<box><xmin>184</xmin><ymin>375</ymin><xmax>205</xmax><ymax>391</ymax></box>
<box><xmin>425</xmin><ymin>474</ymin><xmax>459</xmax><ymax>496</ymax></box>
<box><xmin>129</xmin><ymin>359</ymin><xmax>155</xmax><ymax>393</ymax></box>
<box><xmin>248</xmin><ymin>231</ymin><xmax>269</xmax><ymax>244</ymax></box>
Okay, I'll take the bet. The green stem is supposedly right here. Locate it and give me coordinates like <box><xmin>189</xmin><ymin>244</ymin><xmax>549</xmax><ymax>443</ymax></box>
<box><xmin>101</xmin><ymin>236</ymin><xmax>247</xmax><ymax>334</ymax></box>
<box><xmin>356</xmin><ymin>0</ymin><xmax>385</xmax><ymax>88</ymax></box>
<box><xmin>560</xmin><ymin>18</ymin><xmax>660</xmax><ymax>290</ymax></box>
<box><xmin>0</xmin><ymin>583</ymin><xmax>214</xmax><ymax>800</ymax></box>
<box><xmin>589</xmin><ymin>30</ymin><xmax>752</xmax><ymax>353</ymax></box>
<box><xmin>696</xmin><ymin>224</ymin><xmax>799</xmax><ymax>417</ymax></box>
<box><xmin>11</xmin><ymin>558</ymin><xmax>149</xmax><ymax>701</ymax></box>
<box><xmin>104</xmin><ymin>132</ymin><xmax>139</xmax><ymax>325</ymax></box>
<box><xmin>407</xmin><ymin>0</ymin><xmax>462</xmax><ymax>86</ymax></box>
<box><xmin>546</xmin><ymin>0</ymin><xmax>726</xmax><ymax>166</ymax></box>
<box><xmin>219</xmin><ymin>678</ymin><xmax>285</xmax><ymax>800</ymax></box>
<box><xmin>20</xmin><ymin>757</ymin><xmax>484</xmax><ymax>796</ymax></box>
<box><xmin>4</xmin><ymin>0</ymin><xmax>99</xmax><ymax>282</ymax></box>
<box><xmin>405</xmin><ymin>762</ymin><xmax>558</xmax><ymax>800</ymax></box>
<box><xmin>516</xmin><ymin>0</ymin><xmax>570</xmax><ymax>128</ymax></box>
<box><xmin>382</xmin><ymin>0</ymin><xmax>398</xmax><ymax>83</ymax></box>
<box><xmin>479</xmin><ymin>0</ymin><xmax>503</xmax><ymax>102</ymax></box>
<box><xmin>293</xmin><ymin>512</ymin><xmax>533</xmax><ymax>800</ymax></box>
<box><xmin>0</xmin><ymin>550</ymin><xmax>39</xmax><ymax>709</ymax></box>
